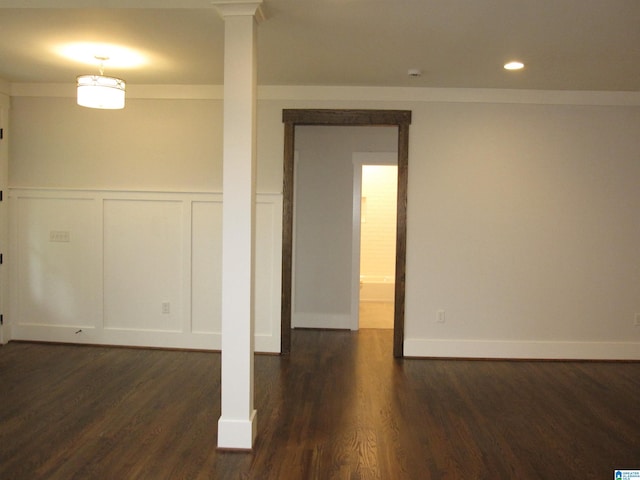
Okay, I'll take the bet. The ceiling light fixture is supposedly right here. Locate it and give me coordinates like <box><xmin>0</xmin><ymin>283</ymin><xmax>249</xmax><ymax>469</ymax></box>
<box><xmin>77</xmin><ymin>56</ymin><xmax>126</xmax><ymax>109</ymax></box>
<box><xmin>504</xmin><ymin>61</ymin><xmax>525</xmax><ymax>71</ymax></box>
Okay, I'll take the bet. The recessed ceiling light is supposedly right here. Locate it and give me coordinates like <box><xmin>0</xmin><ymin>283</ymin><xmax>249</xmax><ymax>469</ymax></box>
<box><xmin>504</xmin><ymin>61</ymin><xmax>525</xmax><ymax>71</ymax></box>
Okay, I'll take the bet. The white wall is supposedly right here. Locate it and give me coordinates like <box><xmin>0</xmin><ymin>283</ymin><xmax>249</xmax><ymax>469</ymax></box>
<box><xmin>404</xmin><ymin>101</ymin><xmax>640</xmax><ymax>358</ymax></box>
<box><xmin>10</xmin><ymin>96</ymin><xmax>223</xmax><ymax>191</ymax></box>
<box><xmin>6</xmin><ymin>85</ymin><xmax>640</xmax><ymax>358</ymax></box>
<box><xmin>292</xmin><ymin>126</ymin><xmax>397</xmax><ymax>329</ymax></box>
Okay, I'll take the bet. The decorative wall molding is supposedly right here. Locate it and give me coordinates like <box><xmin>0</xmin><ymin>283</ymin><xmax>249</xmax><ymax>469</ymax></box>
<box><xmin>9</xmin><ymin>83</ymin><xmax>640</xmax><ymax>106</ymax></box>
<box><xmin>10</xmin><ymin>84</ymin><xmax>225</xmax><ymax>100</ymax></box>
<box><xmin>260</xmin><ymin>86</ymin><xmax>640</xmax><ymax>106</ymax></box>
<box><xmin>8</xmin><ymin>188</ymin><xmax>281</xmax><ymax>353</ymax></box>
<box><xmin>292</xmin><ymin>313</ymin><xmax>352</xmax><ymax>330</ymax></box>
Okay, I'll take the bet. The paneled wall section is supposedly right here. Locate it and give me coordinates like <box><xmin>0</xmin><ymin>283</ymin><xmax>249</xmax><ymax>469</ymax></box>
<box><xmin>9</xmin><ymin>189</ymin><xmax>281</xmax><ymax>353</ymax></box>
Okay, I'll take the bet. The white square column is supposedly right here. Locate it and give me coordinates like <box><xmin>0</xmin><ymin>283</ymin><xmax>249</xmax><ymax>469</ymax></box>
<box><xmin>213</xmin><ymin>1</ymin><xmax>263</xmax><ymax>451</ymax></box>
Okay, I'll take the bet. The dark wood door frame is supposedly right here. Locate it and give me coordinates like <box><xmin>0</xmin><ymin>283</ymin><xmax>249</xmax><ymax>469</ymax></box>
<box><xmin>281</xmin><ymin>109</ymin><xmax>412</xmax><ymax>357</ymax></box>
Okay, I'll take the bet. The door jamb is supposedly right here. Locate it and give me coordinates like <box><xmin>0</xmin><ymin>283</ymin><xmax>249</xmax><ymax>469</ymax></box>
<box><xmin>281</xmin><ymin>109</ymin><xmax>411</xmax><ymax>357</ymax></box>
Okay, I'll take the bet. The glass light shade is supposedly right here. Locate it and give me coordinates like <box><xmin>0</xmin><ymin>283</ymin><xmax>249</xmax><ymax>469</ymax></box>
<box><xmin>77</xmin><ymin>74</ymin><xmax>126</xmax><ymax>109</ymax></box>
<box><xmin>504</xmin><ymin>61</ymin><xmax>525</xmax><ymax>70</ymax></box>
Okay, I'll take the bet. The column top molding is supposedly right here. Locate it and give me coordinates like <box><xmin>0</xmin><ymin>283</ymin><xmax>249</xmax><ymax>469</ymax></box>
<box><xmin>211</xmin><ymin>0</ymin><xmax>265</xmax><ymax>21</ymax></box>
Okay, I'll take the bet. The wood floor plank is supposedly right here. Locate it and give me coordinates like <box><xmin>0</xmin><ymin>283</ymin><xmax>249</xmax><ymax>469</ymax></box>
<box><xmin>1</xmin><ymin>330</ymin><xmax>639</xmax><ymax>479</ymax></box>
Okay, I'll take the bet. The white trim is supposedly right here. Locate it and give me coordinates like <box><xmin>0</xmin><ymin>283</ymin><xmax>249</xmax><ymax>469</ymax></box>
<box><xmin>8</xmin><ymin>188</ymin><xmax>282</xmax><ymax>353</ymax></box>
<box><xmin>0</xmin><ymin>0</ymin><xmax>231</xmax><ymax>7</ymax></box>
<box><xmin>211</xmin><ymin>0</ymin><xmax>264</xmax><ymax>21</ymax></box>
<box><xmin>10</xmin><ymin>83</ymin><xmax>225</xmax><ymax>100</ymax></box>
<box><xmin>9</xmin><ymin>325</ymin><xmax>278</xmax><ymax>353</ymax></box>
<box><xmin>291</xmin><ymin>150</ymin><xmax>299</xmax><ymax>331</ymax></box>
<box><xmin>258</xmin><ymin>86</ymin><xmax>640</xmax><ymax>106</ymax></box>
<box><xmin>292</xmin><ymin>313</ymin><xmax>352</xmax><ymax>330</ymax></box>
<box><xmin>7</xmin><ymin>186</ymin><xmax>225</xmax><ymax>196</ymax></box>
<box><xmin>404</xmin><ymin>339</ymin><xmax>640</xmax><ymax>360</ymax></box>
<box><xmin>217</xmin><ymin>410</ymin><xmax>257</xmax><ymax>450</ymax></box>
<box><xmin>9</xmin><ymin>324</ymin><xmax>222</xmax><ymax>350</ymax></box>
<box><xmin>9</xmin><ymin>83</ymin><xmax>640</xmax><ymax>106</ymax></box>
<box><xmin>350</xmin><ymin>159</ymin><xmax>362</xmax><ymax>331</ymax></box>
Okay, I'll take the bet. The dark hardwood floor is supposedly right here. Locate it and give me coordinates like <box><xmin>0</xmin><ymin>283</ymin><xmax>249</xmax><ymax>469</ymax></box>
<box><xmin>1</xmin><ymin>329</ymin><xmax>639</xmax><ymax>479</ymax></box>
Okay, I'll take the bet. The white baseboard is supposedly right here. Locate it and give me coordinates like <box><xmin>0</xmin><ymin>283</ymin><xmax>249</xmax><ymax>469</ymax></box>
<box><xmin>404</xmin><ymin>338</ymin><xmax>640</xmax><ymax>360</ymax></box>
<box><xmin>217</xmin><ymin>410</ymin><xmax>257</xmax><ymax>450</ymax></box>
<box><xmin>292</xmin><ymin>312</ymin><xmax>352</xmax><ymax>330</ymax></box>
<box><xmin>9</xmin><ymin>324</ymin><xmax>279</xmax><ymax>354</ymax></box>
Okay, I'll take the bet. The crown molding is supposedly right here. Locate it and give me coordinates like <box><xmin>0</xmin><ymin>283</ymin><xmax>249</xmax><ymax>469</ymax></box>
<box><xmin>257</xmin><ymin>86</ymin><xmax>640</xmax><ymax>106</ymax></box>
<box><xmin>8</xmin><ymin>83</ymin><xmax>640</xmax><ymax>106</ymax></box>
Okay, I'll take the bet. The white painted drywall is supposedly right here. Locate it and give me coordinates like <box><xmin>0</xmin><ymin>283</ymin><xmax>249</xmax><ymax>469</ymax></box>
<box><xmin>9</xmin><ymin>97</ymin><xmax>223</xmax><ymax>191</ymax></box>
<box><xmin>404</xmin><ymin>101</ymin><xmax>640</xmax><ymax>358</ymax></box>
<box><xmin>6</xmin><ymin>86</ymin><xmax>640</xmax><ymax>358</ymax></box>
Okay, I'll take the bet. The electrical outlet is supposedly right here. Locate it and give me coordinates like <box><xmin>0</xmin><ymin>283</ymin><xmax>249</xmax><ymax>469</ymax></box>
<box><xmin>162</xmin><ymin>302</ymin><xmax>170</xmax><ymax>314</ymax></box>
<box><xmin>437</xmin><ymin>310</ymin><xmax>446</xmax><ymax>324</ymax></box>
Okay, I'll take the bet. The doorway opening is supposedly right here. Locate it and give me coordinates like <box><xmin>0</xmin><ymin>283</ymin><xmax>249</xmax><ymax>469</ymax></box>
<box><xmin>357</xmin><ymin>163</ymin><xmax>398</xmax><ymax>330</ymax></box>
<box><xmin>281</xmin><ymin>109</ymin><xmax>411</xmax><ymax>357</ymax></box>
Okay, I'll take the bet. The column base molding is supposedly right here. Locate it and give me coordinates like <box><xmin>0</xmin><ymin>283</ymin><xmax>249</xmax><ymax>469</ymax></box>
<box><xmin>217</xmin><ymin>409</ymin><xmax>258</xmax><ymax>450</ymax></box>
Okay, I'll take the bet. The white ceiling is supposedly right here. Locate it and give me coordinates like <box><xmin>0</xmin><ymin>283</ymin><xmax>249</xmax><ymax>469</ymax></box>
<box><xmin>0</xmin><ymin>0</ymin><xmax>639</xmax><ymax>91</ymax></box>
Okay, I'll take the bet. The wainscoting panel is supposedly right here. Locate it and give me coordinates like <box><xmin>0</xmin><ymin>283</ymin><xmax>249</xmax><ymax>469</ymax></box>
<box><xmin>191</xmin><ymin>200</ymin><xmax>223</xmax><ymax>336</ymax></box>
<box><xmin>9</xmin><ymin>189</ymin><xmax>282</xmax><ymax>353</ymax></box>
<box><xmin>254</xmin><ymin>197</ymin><xmax>282</xmax><ymax>352</ymax></box>
<box><xmin>103</xmin><ymin>198</ymin><xmax>184</xmax><ymax>333</ymax></box>
<box><xmin>14</xmin><ymin>194</ymin><xmax>102</xmax><ymax>330</ymax></box>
